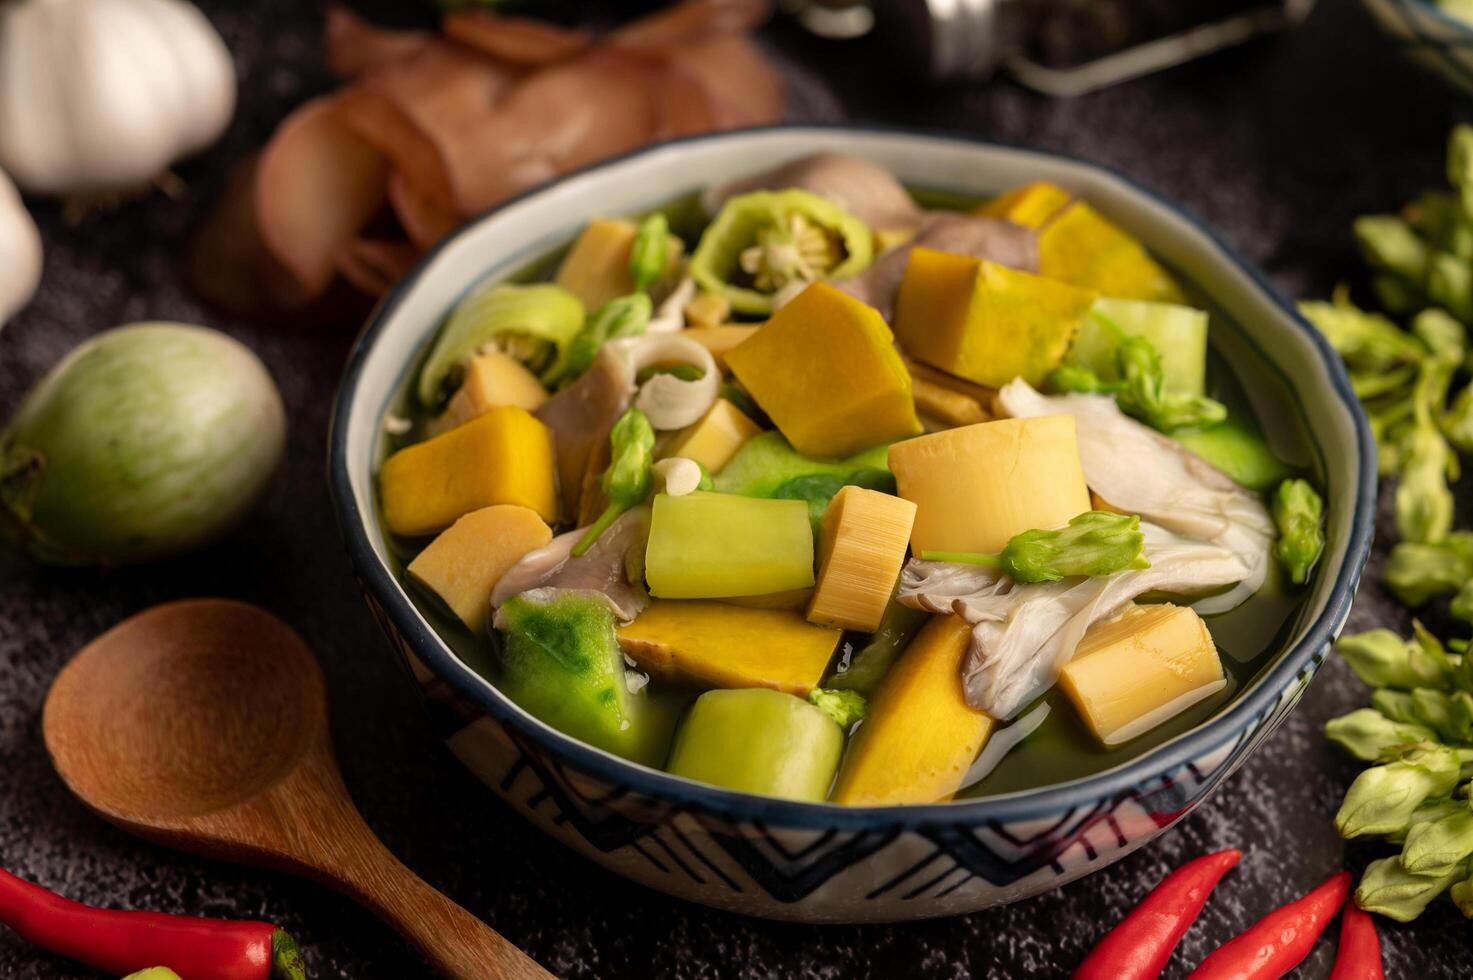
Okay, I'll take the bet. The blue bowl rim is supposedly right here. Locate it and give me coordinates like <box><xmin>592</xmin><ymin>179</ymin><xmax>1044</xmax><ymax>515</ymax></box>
<box><xmin>328</xmin><ymin>123</ymin><xmax>1377</xmax><ymax>832</ymax></box>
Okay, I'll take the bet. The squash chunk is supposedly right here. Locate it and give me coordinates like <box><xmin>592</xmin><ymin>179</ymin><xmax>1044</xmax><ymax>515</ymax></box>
<box><xmin>1038</xmin><ymin>201</ymin><xmax>1185</xmax><ymax>304</ymax></box>
<box><xmin>555</xmin><ymin>217</ymin><xmax>683</xmax><ymax>310</ymax></box>
<box><xmin>617</xmin><ymin>600</ymin><xmax>841</xmax><ymax>695</ymax></box>
<box><xmin>893</xmin><ymin>249</ymin><xmax>1096</xmax><ymax>389</ymax></box>
<box><xmin>1059</xmin><ymin>603</ymin><xmax>1225</xmax><ymax>746</ymax></box>
<box><xmin>663</xmin><ymin>398</ymin><xmax>763</xmax><ymax>474</ymax></box>
<box><xmin>976</xmin><ymin>181</ymin><xmax>1073</xmax><ymax>229</ymax></box>
<box><xmin>667</xmin><ymin>689</ymin><xmax>843</xmax><ymax>802</ymax></box>
<box><xmin>808</xmin><ymin>487</ymin><xmax>917</xmax><ymax>632</ymax></box>
<box><xmin>380</xmin><ymin>405</ymin><xmax>558</xmax><ymax>536</ymax></box>
<box><xmin>888</xmin><ymin>416</ymin><xmax>1091</xmax><ymax>554</ymax></box>
<box><xmin>429</xmin><ymin>350</ymin><xmax>549</xmax><ymax>436</ymax></box>
<box><xmin>680</xmin><ymin>324</ymin><xmax>758</xmax><ymax>369</ymax></box>
<box><xmin>645</xmin><ymin>491</ymin><xmax>815</xmax><ymax>598</ymax></box>
<box><xmin>408</xmin><ymin>505</ymin><xmax>552</xmax><ymax>633</ymax></box>
<box><xmin>725</xmin><ymin>282</ymin><xmax>922</xmax><ymax>458</ymax></box>
<box><xmin>830</xmin><ymin>614</ymin><xmax>994</xmax><ymax>805</ymax></box>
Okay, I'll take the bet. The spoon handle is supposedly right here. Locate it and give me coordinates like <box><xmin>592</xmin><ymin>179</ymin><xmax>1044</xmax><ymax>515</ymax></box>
<box><xmin>333</xmin><ymin>835</ymin><xmax>552</xmax><ymax>980</ymax></box>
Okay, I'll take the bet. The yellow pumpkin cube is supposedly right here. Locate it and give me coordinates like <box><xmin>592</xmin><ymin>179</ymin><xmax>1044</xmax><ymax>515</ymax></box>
<box><xmin>807</xmin><ymin>487</ymin><xmax>917</xmax><ymax>632</ymax></box>
<box><xmin>429</xmin><ymin>350</ymin><xmax>548</xmax><ymax>436</ymax></box>
<box><xmin>407</xmin><ymin>505</ymin><xmax>552</xmax><ymax>633</ymax></box>
<box><xmin>664</xmin><ymin>398</ymin><xmax>763</xmax><ymax>474</ymax></box>
<box><xmin>894</xmin><ymin>249</ymin><xmax>1097</xmax><ymax>389</ymax></box>
<box><xmin>1059</xmin><ymin>603</ymin><xmax>1225</xmax><ymax>746</ymax></box>
<box><xmin>888</xmin><ymin>416</ymin><xmax>1091</xmax><ymax>555</ymax></box>
<box><xmin>830</xmin><ymin>614</ymin><xmax>994</xmax><ymax>805</ymax></box>
<box><xmin>1038</xmin><ymin>201</ymin><xmax>1185</xmax><ymax>304</ymax></box>
<box><xmin>976</xmin><ymin>181</ymin><xmax>1073</xmax><ymax>229</ymax></box>
<box><xmin>617</xmin><ymin>600</ymin><xmax>841</xmax><ymax>696</ymax></box>
<box><xmin>380</xmin><ymin>405</ymin><xmax>558</xmax><ymax>536</ymax></box>
<box><xmin>724</xmin><ymin>282</ymin><xmax>922</xmax><ymax>458</ymax></box>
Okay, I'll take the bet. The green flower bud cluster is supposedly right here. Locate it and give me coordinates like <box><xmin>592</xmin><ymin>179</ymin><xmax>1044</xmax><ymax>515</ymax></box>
<box><xmin>1327</xmin><ymin>621</ymin><xmax>1473</xmax><ymax>920</ymax></box>
<box><xmin>920</xmin><ymin>511</ymin><xmax>1150</xmax><ymax>584</ymax></box>
<box><xmin>1299</xmin><ymin>126</ymin><xmax>1473</xmax><ymax>602</ymax></box>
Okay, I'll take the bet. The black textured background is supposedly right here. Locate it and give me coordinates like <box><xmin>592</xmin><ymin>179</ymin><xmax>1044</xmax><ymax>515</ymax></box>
<box><xmin>3</xmin><ymin>1</ymin><xmax>1472</xmax><ymax>976</ymax></box>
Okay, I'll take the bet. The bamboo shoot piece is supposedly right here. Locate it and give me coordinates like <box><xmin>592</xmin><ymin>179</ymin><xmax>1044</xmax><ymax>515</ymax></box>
<box><xmin>407</xmin><ymin>505</ymin><xmax>552</xmax><ymax>633</ymax></box>
<box><xmin>644</xmin><ymin>491</ymin><xmax>815</xmax><ymax>598</ymax></box>
<box><xmin>667</xmin><ymin>689</ymin><xmax>843</xmax><ymax>802</ymax></box>
<box><xmin>617</xmin><ymin>600</ymin><xmax>840</xmax><ymax>696</ymax></box>
<box><xmin>1058</xmin><ymin>603</ymin><xmax>1226</xmax><ymax>746</ymax></box>
<box><xmin>888</xmin><ymin>416</ymin><xmax>1091</xmax><ymax>555</ymax></box>
<box><xmin>556</xmin><ymin>217</ymin><xmax>683</xmax><ymax>310</ymax></box>
<box><xmin>662</xmin><ymin>398</ymin><xmax>763</xmax><ymax>474</ymax></box>
<box><xmin>807</xmin><ymin>486</ymin><xmax>917</xmax><ymax>632</ymax></box>
<box><xmin>830</xmin><ymin>614</ymin><xmax>994</xmax><ymax>805</ymax></box>
<box><xmin>429</xmin><ymin>350</ymin><xmax>549</xmax><ymax>436</ymax></box>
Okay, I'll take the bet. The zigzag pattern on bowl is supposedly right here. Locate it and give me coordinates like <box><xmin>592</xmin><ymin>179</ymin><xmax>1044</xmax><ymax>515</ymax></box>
<box><xmin>362</xmin><ymin>586</ymin><xmax>1337</xmax><ymax>920</ymax></box>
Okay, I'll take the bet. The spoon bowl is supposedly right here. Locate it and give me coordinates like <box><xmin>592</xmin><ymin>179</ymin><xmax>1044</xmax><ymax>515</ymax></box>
<box><xmin>43</xmin><ymin>598</ymin><xmax>549</xmax><ymax>980</ymax></box>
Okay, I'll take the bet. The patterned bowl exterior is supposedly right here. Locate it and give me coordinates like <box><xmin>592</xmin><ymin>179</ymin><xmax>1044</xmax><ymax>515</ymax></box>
<box><xmin>329</xmin><ymin>127</ymin><xmax>1376</xmax><ymax>923</ymax></box>
<box><xmin>1363</xmin><ymin>0</ymin><xmax>1473</xmax><ymax>93</ymax></box>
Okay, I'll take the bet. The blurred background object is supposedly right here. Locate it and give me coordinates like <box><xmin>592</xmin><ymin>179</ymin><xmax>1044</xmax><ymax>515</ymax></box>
<box><xmin>1362</xmin><ymin>0</ymin><xmax>1473</xmax><ymax>95</ymax></box>
<box><xmin>788</xmin><ymin>0</ymin><xmax>1316</xmax><ymax>94</ymax></box>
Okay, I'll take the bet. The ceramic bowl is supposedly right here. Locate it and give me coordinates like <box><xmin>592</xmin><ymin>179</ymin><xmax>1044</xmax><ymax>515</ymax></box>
<box><xmin>1362</xmin><ymin>0</ymin><xmax>1473</xmax><ymax>94</ymax></box>
<box><xmin>329</xmin><ymin>126</ymin><xmax>1375</xmax><ymax>923</ymax></box>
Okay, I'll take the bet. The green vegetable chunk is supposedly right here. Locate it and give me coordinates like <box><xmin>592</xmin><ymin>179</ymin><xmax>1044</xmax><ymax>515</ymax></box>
<box><xmin>575</xmin><ymin>407</ymin><xmax>655</xmax><ymax>557</ymax></box>
<box><xmin>1325</xmin><ymin>708</ymin><xmax>1437</xmax><ymax>762</ymax></box>
<box><xmin>1334</xmin><ymin>746</ymin><xmax>1463</xmax><ymax>838</ymax></box>
<box><xmin>1298</xmin><ymin>288</ymin><xmax>1426</xmax><ymax>372</ymax></box>
<box><xmin>807</xmin><ymin>687</ymin><xmax>868</xmax><ymax>731</ymax></box>
<box><xmin>690</xmin><ymin>189</ymin><xmax>874</xmax><ymax>315</ymax></box>
<box><xmin>418</xmin><ymin>282</ymin><xmax>584</xmax><ymax>406</ymax></box>
<box><xmin>827</xmin><ymin>598</ymin><xmax>930</xmax><ymax>696</ymax></box>
<box><xmin>644</xmin><ymin>491</ymin><xmax>815</xmax><ymax>599</ymax></box>
<box><xmin>629</xmin><ymin>213</ymin><xmax>671</xmax><ymax>294</ymax></box>
<box><xmin>713</xmin><ymin>431</ymin><xmax>893</xmax><ymax>499</ymax></box>
<box><xmin>1171</xmin><ymin>418</ymin><xmax>1291</xmax><ymax>491</ymax></box>
<box><xmin>666</xmin><ymin>689</ymin><xmax>843</xmax><ymax>801</ymax></box>
<box><xmin>1355</xmin><ymin>855</ymin><xmax>1467</xmax><ymax>922</ymax></box>
<box><xmin>1050</xmin><ymin>332</ymin><xmax>1226</xmax><ymax>433</ymax></box>
<box><xmin>0</xmin><ymin>324</ymin><xmax>285</xmax><ymax>566</ymax></box>
<box><xmin>1066</xmin><ymin>297</ymin><xmax>1209</xmax><ymax>396</ymax></box>
<box><xmin>1271</xmin><ymin>478</ymin><xmax>1326</xmax><ymax>585</ymax></box>
<box><xmin>494</xmin><ymin>591</ymin><xmax>671</xmax><ymax>766</ymax></box>
<box><xmin>921</xmin><ymin>511</ymin><xmax>1150</xmax><ymax>584</ymax></box>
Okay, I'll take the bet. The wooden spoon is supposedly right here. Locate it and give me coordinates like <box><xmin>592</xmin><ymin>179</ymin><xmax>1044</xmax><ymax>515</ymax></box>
<box><xmin>42</xmin><ymin>598</ymin><xmax>551</xmax><ymax>980</ymax></box>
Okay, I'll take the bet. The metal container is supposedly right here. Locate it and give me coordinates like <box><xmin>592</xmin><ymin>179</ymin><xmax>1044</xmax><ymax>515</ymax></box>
<box><xmin>789</xmin><ymin>0</ymin><xmax>1317</xmax><ymax>95</ymax></box>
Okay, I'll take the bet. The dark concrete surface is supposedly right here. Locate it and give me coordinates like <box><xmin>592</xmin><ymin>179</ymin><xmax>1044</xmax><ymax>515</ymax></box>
<box><xmin>2</xmin><ymin>1</ymin><xmax>1471</xmax><ymax>976</ymax></box>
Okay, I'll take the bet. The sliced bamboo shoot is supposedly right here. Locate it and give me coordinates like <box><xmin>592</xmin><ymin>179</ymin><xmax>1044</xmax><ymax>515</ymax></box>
<box><xmin>663</xmin><ymin>398</ymin><xmax>763</xmax><ymax>474</ymax></box>
<box><xmin>888</xmin><ymin>416</ymin><xmax>1091</xmax><ymax>555</ymax></box>
<box><xmin>429</xmin><ymin>350</ymin><xmax>549</xmax><ymax>436</ymax></box>
<box><xmin>807</xmin><ymin>487</ymin><xmax>917</xmax><ymax>632</ymax></box>
<box><xmin>1058</xmin><ymin>603</ymin><xmax>1225</xmax><ymax>746</ymax></box>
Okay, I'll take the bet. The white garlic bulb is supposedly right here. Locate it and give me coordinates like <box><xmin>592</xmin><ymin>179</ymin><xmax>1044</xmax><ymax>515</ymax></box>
<box><xmin>0</xmin><ymin>169</ymin><xmax>41</xmax><ymax>326</ymax></box>
<box><xmin>0</xmin><ymin>0</ymin><xmax>236</xmax><ymax>195</ymax></box>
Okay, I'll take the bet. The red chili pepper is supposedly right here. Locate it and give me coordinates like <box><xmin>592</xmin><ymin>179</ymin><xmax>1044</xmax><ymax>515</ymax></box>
<box><xmin>1187</xmin><ymin>871</ymin><xmax>1351</xmax><ymax>980</ymax></box>
<box><xmin>1074</xmin><ymin>848</ymin><xmax>1242</xmax><ymax>980</ymax></box>
<box><xmin>1328</xmin><ymin>901</ymin><xmax>1384</xmax><ymax>980</ymax></box>
<box><xmin>0</xmin><ymin>867</ymin><xmax>305</xmax><ymax>980</ymax></box>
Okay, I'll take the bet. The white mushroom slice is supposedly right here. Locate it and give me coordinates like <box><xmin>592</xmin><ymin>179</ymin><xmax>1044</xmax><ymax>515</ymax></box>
<box><xmin>607</xmin><ymin>333</ymin><xmax>720</xmax><ymax>430</ymax></box>
<box><xmin>490</xmin><ymin>506</ymin><xmax>651</xmax><ymax>622</ymax></box>
<box><xmin>653</xmin><ymin>456</ymin><xmax>703</xmax><ymax>496</ymax></box>
<box><xmin>996</xmin><ymin>378</ymin><xmax>1274</xmax><ymax>617</ymax></box>
<box><xmin>647</xmin><ymin>275</ymin><xmax>695</xmax><ymax>333</ymax></box>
